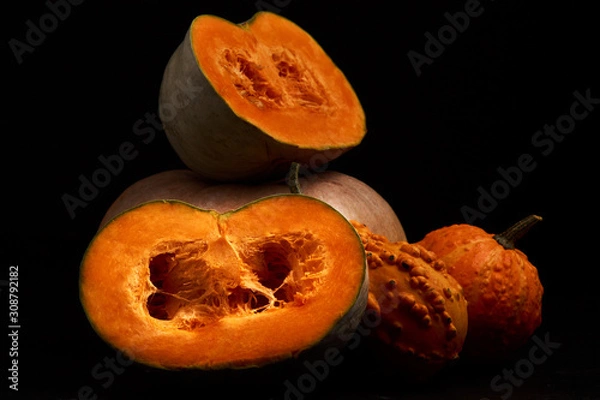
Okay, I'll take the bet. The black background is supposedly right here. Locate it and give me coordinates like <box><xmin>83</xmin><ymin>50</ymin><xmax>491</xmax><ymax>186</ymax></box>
<box><xmin>3</xmin><ymin>0</ymin><xmax>599</xmax><ymax>399</ymax></box>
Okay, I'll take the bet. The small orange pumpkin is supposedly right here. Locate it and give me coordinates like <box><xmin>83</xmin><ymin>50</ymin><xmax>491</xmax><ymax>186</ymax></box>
<box><xmin>351</xmin><ymin>222</ymin><xmax>468</xmax><ymax>378</ymax></box>
<box><xmin>417</xmin><ymin>215</ymin><xmax>544</xmax><ymax>361</ymax></box>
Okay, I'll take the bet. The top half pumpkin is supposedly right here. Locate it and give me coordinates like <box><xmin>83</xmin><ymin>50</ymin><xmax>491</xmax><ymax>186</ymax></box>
<box><xmin>159</xmin><ymin>11</ymin><xmax>366</xmax><ymax>182</ymax></box>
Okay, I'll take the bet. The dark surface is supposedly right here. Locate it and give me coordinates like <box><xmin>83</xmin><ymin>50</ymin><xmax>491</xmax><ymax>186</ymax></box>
<box><xmin>3</xmin><ymin>1</ymin><xmax>599</xmax><ymax>399</ymax></box>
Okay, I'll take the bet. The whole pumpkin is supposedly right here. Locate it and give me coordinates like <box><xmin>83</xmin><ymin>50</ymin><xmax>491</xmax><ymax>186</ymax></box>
<box><xmin>417</xmin><ymin>215</ymin><xmax>544</xmax><ymax>361</ymax></box>
<box><xmin>352</xmin><ymin>222</ymin><xmax>469</xmax><ymax>379</ymax></box>
<box><xmin>99</xmin><ymin>169</ymin><xmax>407</xmax><ymax>242</ymax></box>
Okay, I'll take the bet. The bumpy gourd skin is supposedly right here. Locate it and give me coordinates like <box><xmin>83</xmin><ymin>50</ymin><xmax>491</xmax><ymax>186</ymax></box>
<box><xmin>418</xmin><ymin>223</ymin><xmax>544</xmax><ymax>361</ymax></box>
<box><xmin>351</xmin><ymin>222</ymin><xmax>468</xmax><ymax>378</ymax></box>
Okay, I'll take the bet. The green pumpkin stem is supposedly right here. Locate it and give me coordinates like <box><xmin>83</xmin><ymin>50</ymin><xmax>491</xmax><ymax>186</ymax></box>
<box><xmin>493</xmin><ymin>215</ymin><xmax>542</xmax><ymax>250</ymax></box>
<box><xmin>286</xmin><ymin>162</ymin><xmax>303</xmax><ymax>194</ymax></box>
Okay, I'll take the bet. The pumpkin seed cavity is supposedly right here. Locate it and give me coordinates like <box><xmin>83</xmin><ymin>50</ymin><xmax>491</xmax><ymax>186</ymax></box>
<box><xmin>146</xmin><ymin>232</ymin><xmax>327</xmax><ymax>330</ymax></box>
<box><xmin>222</xmin><ymin>48</ymin><xmax>328</xmax><ymax>110</ymax></box>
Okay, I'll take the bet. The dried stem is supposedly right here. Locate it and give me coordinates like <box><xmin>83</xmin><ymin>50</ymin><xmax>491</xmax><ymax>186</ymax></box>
<box><xmin>493</xmin><ymin>215</ymin><xmax>542</xmax><ymax>250</ymax></box>
<box><xmin>286</xmin><ymin>162</ymin><xmax>302</xmax><ymax>194</ymax></box>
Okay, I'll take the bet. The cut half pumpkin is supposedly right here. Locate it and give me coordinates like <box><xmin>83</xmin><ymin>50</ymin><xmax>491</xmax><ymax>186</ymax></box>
<box><xmin>159</xmin><ymin>11</ymin><xmax>366</xmax><ymax>181</ymax></box>
<box><xmin>80</xmin><ymin>195</ymin><xmax>368</xmax><ymax>369</ymax></box>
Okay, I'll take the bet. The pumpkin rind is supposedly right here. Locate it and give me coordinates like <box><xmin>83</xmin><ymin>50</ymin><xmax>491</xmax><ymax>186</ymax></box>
<box><xmin>80</xmin><ymin>195</ymin><xmax>368</xmax><ymax>369</ymax></box>
<box><xmin>351</xmin><ymin>222</ymin><xmax>468</xmax><ymax>378</ymax></box>
<box><xmin>99</xmin><ymin>169</ymin><xmax>407</xmax><ymax>242</ymax></box>
<box><xmin>159</xmin><ymin>11</ymin><xmax>366</xmax><ymax>182</ymax></box>
<box><xmin>417</xmin><ymin>223</ymin><xmax>544</xmax><ymax>360</ymax></box>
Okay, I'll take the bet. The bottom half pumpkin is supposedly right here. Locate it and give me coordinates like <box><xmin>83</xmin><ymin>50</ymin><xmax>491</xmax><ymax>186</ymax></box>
<box><xmin>79</xmin><ymin>195</ymin><xmax>368</xmax><ymax>370</ymax></box>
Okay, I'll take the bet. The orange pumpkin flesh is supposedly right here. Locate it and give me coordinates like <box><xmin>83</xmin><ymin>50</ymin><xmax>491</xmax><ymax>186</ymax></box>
<box><xmin>80</xmin><ymin>195</ymin><xmax>368</xmax><ymax>369</ymax></box>
<box><xmin>159</xmin><ymin>12</ymin><xmax>366</xmax><ymax>181</ymax></box>
<box><xmin>417</xmin><ymin>216</ymin><xmax>544</xmax><ymax>361</ymax></box>
<box><xmin>193</xmin><ymin>12</ymin><xmax>364</xmax><ymax>146</ymax></box>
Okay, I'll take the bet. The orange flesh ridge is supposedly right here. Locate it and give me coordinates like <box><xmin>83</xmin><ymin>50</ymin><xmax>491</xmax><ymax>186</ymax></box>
<box><xmin>190</xmin><ymin>12</ymin><xmax>366</xmax><ymax>148</ymax></box>
<box><xmin>80</xmin><ymin>197</ymin><xmax>366</xmax><ymax>368</ymax></box>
